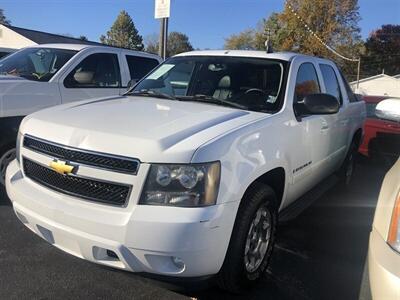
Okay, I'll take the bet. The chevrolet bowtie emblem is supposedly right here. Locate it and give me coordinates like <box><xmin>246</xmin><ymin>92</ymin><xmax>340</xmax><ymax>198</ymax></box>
<box><xmin>49</xmin><ymin>160</ymin><xmax>75</xmax><ymax>175</ymax></box>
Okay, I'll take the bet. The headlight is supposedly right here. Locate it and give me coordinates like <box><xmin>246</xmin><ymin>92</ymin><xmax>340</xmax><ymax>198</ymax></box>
<box><xmin>388</xmin><ymin>191</ymin><xmax>400</xmax><ymax>252</ymax></box>
<box><xmin>140</xmin><ymin>162</ymin><xmax>221</xmax><ymax>207</ymax></box>
<box><xmin>16</xmin><ymin>133</ymin><xmax>22</xmax><ymax>165</ymax></box>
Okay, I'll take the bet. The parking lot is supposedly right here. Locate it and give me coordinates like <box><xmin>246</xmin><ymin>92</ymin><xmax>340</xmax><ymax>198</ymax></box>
<box><xmin>0</xmin><ymin>157</ymin><xmax>390</xmax><ymax>300</ymax></box>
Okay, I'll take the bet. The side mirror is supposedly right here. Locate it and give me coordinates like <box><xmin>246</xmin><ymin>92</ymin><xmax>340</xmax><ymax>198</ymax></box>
<box><xmin>299</xmin><ymin>93</ymin><xmax>340</xmax><ymax>115</ymax></box>
<box><xmin>375</xmin><ymin>98</ymin><xmax>400</xmax><ymax>122</ymax></box>
<box><xmin>127</xmin><ymin>79</ymin><xmax>138</xmax><ymax>90</ymax></box>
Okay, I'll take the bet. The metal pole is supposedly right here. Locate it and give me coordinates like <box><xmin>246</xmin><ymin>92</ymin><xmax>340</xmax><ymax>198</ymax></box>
<box><xmin>356</xmin><ymin>57</ymin><xmax>361</xmax><ymax>89</ymax></box>
<box><xmin>163</xmin><ymin>18</ymin><xmax>168</xmax><ymax>59</ymax></box>
<box><xmin>158</xmin><ymin>18</ymin><xmax>165</xmax><ymax>58</ymax></box>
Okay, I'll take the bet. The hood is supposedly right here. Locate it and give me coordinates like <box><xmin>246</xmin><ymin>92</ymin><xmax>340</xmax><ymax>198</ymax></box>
<box><xmin>0</xmin><ymin>75</ymin><xmax>28</xmax><ymax>82</ymax></box>
<box><xmin>21</xmin><ymin>96</ymin><xmax>265</xmax><ymax>163</ymax></box>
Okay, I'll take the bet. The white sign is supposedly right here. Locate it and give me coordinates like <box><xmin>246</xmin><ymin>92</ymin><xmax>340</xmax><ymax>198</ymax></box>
<box><xmin>155</xmin><ymin>0</ymin><xmax>170</xmax><ymax>19</ymax></box>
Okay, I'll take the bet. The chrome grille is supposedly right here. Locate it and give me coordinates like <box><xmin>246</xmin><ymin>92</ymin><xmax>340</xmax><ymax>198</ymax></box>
<box><xmin>23</xmin><ymin>158</ymin><xmax>131</xmax><ymax>206</ymax></box>
<box><xmin>23</xmin><ymin>135</ymin><xmax>139</xmax><ymax>174</ymax></box>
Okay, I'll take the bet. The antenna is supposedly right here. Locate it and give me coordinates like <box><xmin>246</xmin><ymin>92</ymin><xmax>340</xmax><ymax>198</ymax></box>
<box><xmin>264</xmin><ymin>27</ymin><xmax>273</xmax><ymax>53</ymax></box>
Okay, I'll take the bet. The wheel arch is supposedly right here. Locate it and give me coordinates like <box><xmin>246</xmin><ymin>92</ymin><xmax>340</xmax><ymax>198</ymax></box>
<box><xmin>242</xmin><ymin>167</ymin><xmax>286</xmax><ymax>210</ymax></box>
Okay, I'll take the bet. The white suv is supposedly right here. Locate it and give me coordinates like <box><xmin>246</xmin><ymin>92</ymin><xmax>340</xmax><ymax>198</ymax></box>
<box><xmin>0</xmin><ymin>44</ymin><xmax>161</xmax><ymax>186</ymax></box>
<box><xmin>6</xmin><ymin>50</ymin><xmax>365</xmax><ymax>292</ymax></box>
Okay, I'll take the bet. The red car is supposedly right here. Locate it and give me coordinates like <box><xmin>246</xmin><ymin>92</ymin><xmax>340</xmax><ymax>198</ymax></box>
<box><xmin>359</xmin><ymin>96</ymin><xmax>400</xmax><ymax>158</ymax></box>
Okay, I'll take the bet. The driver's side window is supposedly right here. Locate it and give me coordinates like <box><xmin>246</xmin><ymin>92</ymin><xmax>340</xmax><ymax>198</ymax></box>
<box><xmin>64</xmin><ymin>53</ymin><xmax>121</xmax><ymax>88</ymax></box>
<box><xmin>294</xmin><ymin>63</ymin><xmax>321</xmax><ymax>104</ymax></box>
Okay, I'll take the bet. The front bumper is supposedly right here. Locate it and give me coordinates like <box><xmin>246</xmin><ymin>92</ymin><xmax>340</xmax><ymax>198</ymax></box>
<box><xmin>6</xmin><ymin>160</ymin><xmax>238</xmax><ymax>277</ymax></box>
<box><xmin>368</xmin><ymin>228</ymin><xmax>400</xmax><ymax>299</ymax></box>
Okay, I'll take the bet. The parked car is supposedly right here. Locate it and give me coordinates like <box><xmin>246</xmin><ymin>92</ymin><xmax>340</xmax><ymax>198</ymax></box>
<box><xmin>359</xmin><ymin>96</ymin><xmax>400</xmax><ymax>159</ymax></box>
<box><xmin>6</xmin><ymin>50</ymin><xmax>365</xmax><ymax>292</ymax></box>
<box><xmin>368</xmin><ymin>98</ymin><xmax>400</xmax><ymax>299</ymax></box>
<box><xmin>0</xmin><ymin>44</ymin><xmax>162</xmax><ymax>186</ymax></box>
<box><xmin>0</xmin><ymin>47</ymin><xmax>16</xmax><ymax>59</ymax></box>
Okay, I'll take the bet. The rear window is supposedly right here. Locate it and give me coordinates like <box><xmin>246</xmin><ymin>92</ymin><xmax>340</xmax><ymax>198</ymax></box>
<box><xmin>125</xmin><ymin>55</ymin><xmax>159</xmax><ymax>82</ymax></box>
<box><xmin>320</xmin><ymin>64</ymin><xmax>343</xmax><ymax>105</ymax></box>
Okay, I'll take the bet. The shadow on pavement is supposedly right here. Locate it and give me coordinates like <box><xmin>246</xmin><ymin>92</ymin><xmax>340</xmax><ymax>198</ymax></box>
<box><xmin>179</xmin><ymin>158</ymin><xmax>389</xmax><ymax>300</ymax></box>
<box><xmin>0</xmin><ymin>186</ymin><xmax>11</xmax><ymax>206</ymax></box>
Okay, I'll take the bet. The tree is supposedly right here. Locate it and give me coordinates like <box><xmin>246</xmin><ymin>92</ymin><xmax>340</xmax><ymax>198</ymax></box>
<box><xmin>144</xmin><ymin>33</ymin><xmax>159</xmax><ymax>54</ymax></box>
<box><xmin>0</xmin><ymin>8</ymin><xmax>11</xmax><ymax>25</ymax></box>
<box><xmin>167</xmin><ymin>32</ymin><xmax>194</xmax><ymax>56</ymax></box>
<box><xmin>362</xmin><ymin>25</ymin><xmax>400</xmax><ymax>76</ymax></box>
<box><xmin>79</xmin><ymin>35</ymin><xmax>88</xmax><ymax>41</ymax></box>
<box><xmin>224</xmin><ymin>29</ymin><xmax>259</xmax><ymax>50</ymax></box>
<box><xmin>100</xmin><ymin>10</ymin><xmax>144</xmax><ymax>50</ymax></box>
<box><xmin>224</xmin><ymin>1</ymin><xmax>363</xmax><ymax>81</ymax></box>
<box><xmin>145</xmin><ymin>31</ymin><xmax>194</xmax><ymax>57</ymax></box>
<box><xmin>277</xmin><ymin>0</ymin><xmax>363</xmax><ymax>80</ymax></box>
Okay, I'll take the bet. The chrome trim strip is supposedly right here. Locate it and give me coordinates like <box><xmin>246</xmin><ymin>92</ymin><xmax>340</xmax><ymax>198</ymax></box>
<box><xmin>23</xmin><ymin>134</ymin><xmax>140</xmax><ymax>175</ymax></box>
<box><xmin>22</xmin><ymin>156</ymin><xmax>132</xmax><ymax>208</ymax></box>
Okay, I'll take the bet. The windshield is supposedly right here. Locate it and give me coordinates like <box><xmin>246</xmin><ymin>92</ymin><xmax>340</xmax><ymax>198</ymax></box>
<box><xmin>131</xmin><ymin>56</ymin><xmax>286</xmax><ymax>113</ymax></box>
<box><xmin>0</xmin><ymin>48</ymin><xmax>77</xmax><ymax>82</ymax></box>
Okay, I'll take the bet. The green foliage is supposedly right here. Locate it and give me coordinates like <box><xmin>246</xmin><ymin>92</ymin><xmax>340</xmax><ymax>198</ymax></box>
<box><xmin>100</xmin><ymin>10</ymin><xmax>144</xmax><ymax>50</ymax></box>
<box><xmin>145</xmin><ymin>31</ymin><xmax>194</xmax><ymax>57</ymax></box>
<box><xmin>362</xmin><ymin>25</ymin><xmax>400</xmax><ymax>77</ymax></box>
<box><xmin>224</xmin><ymin>1</ymin><xmax>364</xmax><ymax>80</ymax></box>
<box><xmin>0</xmin><ymin>8</ymin><xmax>11</xmax><ymax>25</ymax></box>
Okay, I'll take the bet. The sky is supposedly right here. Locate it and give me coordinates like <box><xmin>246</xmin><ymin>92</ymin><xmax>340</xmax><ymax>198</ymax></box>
<box><xmin>2</xmin><ymin>0</ymin><xmax>400</xmax><ymax>49</ymax></box>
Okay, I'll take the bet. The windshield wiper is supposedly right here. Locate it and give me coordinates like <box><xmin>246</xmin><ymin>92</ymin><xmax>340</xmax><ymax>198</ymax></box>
<box><xmin>176</xmin><ymin>94</ymin><xmax>247</xmax><ymax>110</ymax></box>
<box><xmin>126</xmin><ymin>89</ymin><xmax>177</xmax><ymax>100</ymax></box>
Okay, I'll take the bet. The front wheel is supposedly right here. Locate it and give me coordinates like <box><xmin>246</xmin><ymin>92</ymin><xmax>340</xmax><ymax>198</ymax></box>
<box><xmin>217</xmin><ymin>183</ymin><xmax>277</xmax><ymax>293</ymax></box>
<box><xmin>0</xmin><ymin>147</ymin><xmax>16</xmax><ymax>187</ymax></box>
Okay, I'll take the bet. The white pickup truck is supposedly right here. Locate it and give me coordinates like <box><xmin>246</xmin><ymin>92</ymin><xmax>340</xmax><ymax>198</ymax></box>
<box><xmin>0</xmin><ymin>44</ymin><xmax>161</xmax><ymax>185</ymax></box>
<box><xmin>6</xmin><ymin>50</ymin><xmax>365</xmax><ymax>292</ymax></box>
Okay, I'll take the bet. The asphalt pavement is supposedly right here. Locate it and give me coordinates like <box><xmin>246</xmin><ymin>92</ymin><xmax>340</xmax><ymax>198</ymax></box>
<box><xmin>0</xmin><ymin>158</ymin><xmax>391</xmax><ymax>300</ymax></box>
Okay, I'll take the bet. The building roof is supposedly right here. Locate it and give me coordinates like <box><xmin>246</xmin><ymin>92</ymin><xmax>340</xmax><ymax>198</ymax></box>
<box><xmin>3</xmin><ymin>24</ymin><xmax>102</xmax><ymax>46</ymax></box>
<box><xmin>350</xmin><ymin>73</ymin><xmax>400</xmax><ymax>85</ymax></box>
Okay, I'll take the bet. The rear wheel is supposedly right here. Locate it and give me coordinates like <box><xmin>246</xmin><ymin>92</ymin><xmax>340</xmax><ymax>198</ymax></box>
<box><xmin>0</xmin><ymin>147</ymin><xmax>16</xmax><ymax>187</ymax></box>
<box><xmin>217</xmin><ymin>183</ymin><xmax>277</xmax><ymax>293</ymax></box>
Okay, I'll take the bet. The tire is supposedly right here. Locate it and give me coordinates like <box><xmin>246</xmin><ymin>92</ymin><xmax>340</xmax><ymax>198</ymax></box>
<box><xmin>337</xmin><ymin>140</ymin><xmax>357</xmax><ymax>187</ymax></box>
<box><xmin>217</xmin><ymin>182</ymin><xmax>277</xmax><ymax>293</ymax></box>
<box><xmin>0</xmin><ymin>146</ymin><xmax>16</xmax><ymax>187</ymax></box>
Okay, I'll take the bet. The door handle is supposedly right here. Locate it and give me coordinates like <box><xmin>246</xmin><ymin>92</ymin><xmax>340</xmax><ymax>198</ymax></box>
<box><xmin>321</xmin><ymin>121</ymin><xmax>329</xmax><ymax>131</ymax></box>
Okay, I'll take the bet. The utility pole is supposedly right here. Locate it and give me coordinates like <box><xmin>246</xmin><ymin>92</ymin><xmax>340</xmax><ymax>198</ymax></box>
<box><xmin>155</xmin><ymin>0</ymin><xmax>170</xmax><ymax>60</ymax></box>
<box><xmin>357</xmin><ymin>57</ymin><xmax>361</xmax><ymax>89</ymax></box>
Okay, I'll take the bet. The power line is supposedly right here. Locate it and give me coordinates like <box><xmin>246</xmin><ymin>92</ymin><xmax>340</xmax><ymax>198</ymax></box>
<box><xmin>285</xmin><ymin>1</ymin><xmax>359</xmax><ymax>62</ymax></box>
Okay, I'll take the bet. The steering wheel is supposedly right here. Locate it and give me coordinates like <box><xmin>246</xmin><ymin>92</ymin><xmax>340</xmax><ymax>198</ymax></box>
<box><xmin>244</xmin><ymin>88</ymin><xmax>269</xmax><ymax>96</ymax></box>
<box><xmin>241</xmin><ymin>88</ymin><xmax>274</xmax><ymax>111</ymax></box>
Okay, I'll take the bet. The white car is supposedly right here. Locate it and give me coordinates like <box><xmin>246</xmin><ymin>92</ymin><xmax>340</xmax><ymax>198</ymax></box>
<box><xmin>368</xmin><ymin>98</ymin><xmax>400</xmax><ymax>299</ymax></box>
<box><xmin>6</xmin><ymin>50</ymin><xmax>365</xmax><ymax>292</ymax></box>
<box><xmin>0</xmin><ymin>44</ymin><xmax>162</xmax><ymax>186</ymax></box>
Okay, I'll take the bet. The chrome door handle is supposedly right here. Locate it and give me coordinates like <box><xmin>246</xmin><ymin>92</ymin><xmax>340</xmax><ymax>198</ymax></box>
<box><xmin>321</xmin><ymin>122</ymin><xmax>329</xmax><ymax>130</ymax></box>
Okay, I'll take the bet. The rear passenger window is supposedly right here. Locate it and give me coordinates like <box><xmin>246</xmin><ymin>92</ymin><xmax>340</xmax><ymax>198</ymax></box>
<box><xmin>64</xmin><ymin>53</ymin><xmax>121</xmax><ymax>88</ymax></box>
<box><xmin>294</xmin><ymin>63</ymin><xmax>320</xmax><ymax>103</ymax></box>
<box><xmin>125</xmin><ymin>55</ymin><xmax>159</xmax><ymax>82</ymax></box>
<box><xmin>320</xmin><ymin>64</ymin><xmax>343</xmax><ymax>105</ymax></box>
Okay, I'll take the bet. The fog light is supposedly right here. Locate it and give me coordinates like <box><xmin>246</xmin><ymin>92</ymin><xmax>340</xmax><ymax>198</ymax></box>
<box><xmin>171</xmin><ymin>256</ymin><xmax>185</xmax><ymax>270</ymax></box>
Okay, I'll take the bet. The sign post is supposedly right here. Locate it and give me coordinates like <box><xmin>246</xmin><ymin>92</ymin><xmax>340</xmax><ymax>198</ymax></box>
<box><xmin>155</xmin><ymin>0</ymin><xmax>170</xmax><ymax>60</ymax></box>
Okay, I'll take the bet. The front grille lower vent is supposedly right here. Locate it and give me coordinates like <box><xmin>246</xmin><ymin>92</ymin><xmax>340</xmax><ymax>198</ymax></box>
<box><xmin>23</xmin><ymin>158</ymin><xmax>131</xmax><ymax>206</ymax></box>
